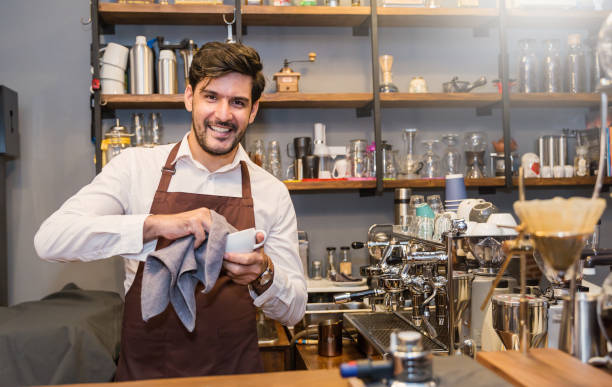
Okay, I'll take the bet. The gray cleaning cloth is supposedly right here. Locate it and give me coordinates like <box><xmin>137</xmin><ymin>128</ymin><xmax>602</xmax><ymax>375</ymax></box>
<box><xmin>141</xmin><ymin>210</ymin><xmax>237</xmax><ymax>332</ymax></box>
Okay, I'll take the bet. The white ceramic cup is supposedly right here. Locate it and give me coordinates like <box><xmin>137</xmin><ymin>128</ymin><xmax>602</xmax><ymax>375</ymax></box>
<box><xmin>457</xmin><ymin>198</ymin><xmax>484</xmax><ymax>220</ymax></box>
<box><xmin>332</xmin><ymin>158</ymin><xmax>348</xmax><ymax>178</ymax></box>
<box><xmin>100</xmin><ymin>64</ymin><xmax>125</xmax><ymax>81</ymax></box>
<box><xmin>564</xmin><ymin>165</ymin><xmax>574</xmax><ymax>178</ymax></box>
<box><xmin>540</xmin><ymin>165</ymin><xmax>552</xmax><ymax>178</ymax></box>
<box><xmin>101</xmin><ymin>42</ymin><xmax>129</xmax><ymax>70</ymax></box>
<box><xmin>101</xmin><ymin>78</ymin><xmax>125</xmax><ymax>94</ymax></box>
<box><xmin>553</xmin><ymin>165</ymin><xmax>565</xmax><ymax>178</ymax></box>
<box><xmin>225</xmin><ymin>228</ymin><xmax>267</xmax><ymax>253</ymax></box>
<box><xmin>487</xmin><ymin>213</ymin><xmax>517</xmax><ymax>235</ymax></box>
<box><xmin>472</xmin><ymin>222</ymin><xmax>503</xmax><ymax>237</ymax></box>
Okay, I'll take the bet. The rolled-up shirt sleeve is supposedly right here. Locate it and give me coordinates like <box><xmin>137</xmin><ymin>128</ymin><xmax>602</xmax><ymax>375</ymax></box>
<box><xmin>34</xmin><ymin>149</ymin><xmax>147</xmax><ymax>262</ymax></box>
<box><xmin>250</xmin><ymin>188</ymin><xmax>307</xmax><ymax>327</ymax></box>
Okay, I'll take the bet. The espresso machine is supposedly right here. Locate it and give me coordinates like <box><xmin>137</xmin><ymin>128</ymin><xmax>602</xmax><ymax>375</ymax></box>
<box><xmin>334</xmin><ymin>220</ymin><xmax>471</xmax><ymax>356</ymax></box>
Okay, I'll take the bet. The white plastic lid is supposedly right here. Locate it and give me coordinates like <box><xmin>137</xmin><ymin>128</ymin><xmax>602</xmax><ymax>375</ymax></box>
<box><xmin>159</xmin><ymin>50</ymin><xmax>175</xmax><ymax>61</ymax></box>
<box><xmin>135</xmin><ymin>36</ymin><xmax>147</xmax><ymax>45</ymax></box>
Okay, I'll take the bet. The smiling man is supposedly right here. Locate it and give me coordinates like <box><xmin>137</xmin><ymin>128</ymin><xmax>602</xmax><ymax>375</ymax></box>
<box><xmin>34</xmin><ymin>42</ymin><xmax>306</xmax><ymax>381</ymax></box>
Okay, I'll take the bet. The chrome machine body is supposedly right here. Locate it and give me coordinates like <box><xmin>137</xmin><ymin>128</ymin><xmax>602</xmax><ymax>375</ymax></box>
<box><xmin>335</xmin><ymin>220</ymin><xmax>470</xmax><ymax>356</ymax></box>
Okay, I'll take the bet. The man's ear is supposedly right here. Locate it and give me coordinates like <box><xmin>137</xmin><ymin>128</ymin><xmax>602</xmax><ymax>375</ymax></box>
<box><xmin>184</xmin><ymin>84</ymin><xmax>193</xmax><ymax>112</ymax></box>
<box><xmin>248</xmin><ymin>100</ymin><xmax>260</xmax><ymax>124</ymax></box>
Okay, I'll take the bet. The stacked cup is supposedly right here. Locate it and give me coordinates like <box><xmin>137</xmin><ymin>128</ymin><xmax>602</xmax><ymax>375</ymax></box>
<box><xmin>444</xmin><ymin>174</ymin><xmax>467</xmax><ymax>213</ymax></box>
<box><xmin>100</xmin><ymin>42</ymin><xmax>129</xmax><ymax>94</ymax></box>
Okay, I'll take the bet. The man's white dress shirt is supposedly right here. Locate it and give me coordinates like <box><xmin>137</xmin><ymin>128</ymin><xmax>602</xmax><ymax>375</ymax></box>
<box><xmin>34</xmin><ymin>133</ymin><xmax>306</xmax><ymax>326</ymax></box>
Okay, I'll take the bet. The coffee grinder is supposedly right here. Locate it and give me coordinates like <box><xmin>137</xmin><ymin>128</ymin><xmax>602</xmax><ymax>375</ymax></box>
<box><xmin>273</xmin><ymin>53</ymin><xmax>316</xmax><ymax>92</ymax></box>
<box><xmin>465</xmin><ymin>231</ymin><xmax>518</xmax><ymax>351</ymax></box>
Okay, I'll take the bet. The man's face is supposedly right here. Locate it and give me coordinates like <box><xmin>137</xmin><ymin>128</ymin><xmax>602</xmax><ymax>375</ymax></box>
<box><xmin>184</xmin><ymin>72</ymin><xmax>259</xmax><ymax>156</ymax></box>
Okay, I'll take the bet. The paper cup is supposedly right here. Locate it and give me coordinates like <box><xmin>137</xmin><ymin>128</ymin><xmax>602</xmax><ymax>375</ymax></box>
<box><xmin>445</xmin><ymin>174</ymin><xmax>467</xmax><ymax>202</ymax></box>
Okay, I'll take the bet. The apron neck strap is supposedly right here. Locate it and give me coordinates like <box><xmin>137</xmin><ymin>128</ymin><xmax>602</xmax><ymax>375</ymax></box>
<box><xmin>156</xmin><ymin>142</ymin><xmax>253</xmax><ymax>199</ymax></box>
<box><xmin>156</xmin><ymin>142</ymin><xmax>182</xmax><ymax>193</ymax></box>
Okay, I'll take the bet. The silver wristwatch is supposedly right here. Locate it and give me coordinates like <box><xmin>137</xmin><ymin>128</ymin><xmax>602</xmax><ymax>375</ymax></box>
<box><xmin>250</xmin><ymin>258</ymin><xmax>274</xmax><ymax>294</ymax></box>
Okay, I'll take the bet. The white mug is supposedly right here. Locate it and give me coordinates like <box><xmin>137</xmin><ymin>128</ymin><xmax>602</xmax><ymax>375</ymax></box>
<box><xmin>332</xmin><ymin>158</ymin><xmax>348</xmax><ymax>178</ymax></box>
<box><xmin>225</xmin><ymin>228</ymin><xmax>267</xmax><ymax>253</ymax></box>
<box><xmin>100</xmin><ymin>42</ymin><xmax>129</xmax><ymax>70</ymax></box>
<box><xmin>540</xmin><ymin>165</ymin><xmax>552</xmax><ymax>178</ymax></box>
<box><xmin>564</xmin><ymin>165</ymin><xmax>574</xmax><ymax>178</ymax></box>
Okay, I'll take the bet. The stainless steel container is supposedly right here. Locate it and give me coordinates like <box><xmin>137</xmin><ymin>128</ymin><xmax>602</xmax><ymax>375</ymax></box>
<box><xmin>157</xmin><ymin>49</ymin><xmax>178</xmax><ymax>94</ymax></box>
<box><xmin>394</xmin><ymin>188</ymin><xmax>411</xmax><ymax>225</ymax></box>
<box><xmin>129</xmin><ymin>36</ymin><xmax>154</xmax><ymax>94</ymax></box>
<box><xmin>491</xmin><ymin>294</ymin><xmax>548</xmax><ymax>350</ymax></box>
<box><xmin>558</xmin><ymin>293</ymin><xmax>608</xmax><ymax>362</ymax></box>
<box><xmin>539</xmin><ymin>135</ymin><xmax>567</xmax><ymax>168</ymax></box>
<box><xmin>318</xmin><ymin>319</ymin><xmax>343</xmax><ymax>357</ymax></box>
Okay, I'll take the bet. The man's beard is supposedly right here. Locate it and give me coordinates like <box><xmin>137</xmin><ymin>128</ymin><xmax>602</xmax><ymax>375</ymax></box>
<box><xmin>193</xmin><ymin>116</ymin><xmax>245</xmax><ymax>156</ymax></box>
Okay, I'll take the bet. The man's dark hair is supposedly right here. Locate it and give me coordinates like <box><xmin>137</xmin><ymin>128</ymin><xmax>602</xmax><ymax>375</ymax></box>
<box><xmin>189</xmin><ymin>41</ymin><xmax>266</xmax><ymax>104</ymax></box>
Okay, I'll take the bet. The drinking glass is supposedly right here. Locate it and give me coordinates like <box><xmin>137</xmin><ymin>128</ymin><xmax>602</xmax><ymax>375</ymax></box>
<box><xmin>267</xmin><ymin>140</ymin><xmax>282</xmax><ymax>180</ymax></box>
<box><xmin>250</xmin><ymin>139</ymin><xmax>266</xmax><ymax>168</ymax></box>
<box><xmin>130</xmin><ymin>113</ymin><xmax>144</xmax><ymax>146</ymax></box>
<box><xmin>427</xmin><ymin>194</ymin><xmax>444</xmax><ymax>214</ymax></box>
<box><xmin>143</xmin><ymin>113</ymin><xmax>161</xmax><ymax>147</ymax></box>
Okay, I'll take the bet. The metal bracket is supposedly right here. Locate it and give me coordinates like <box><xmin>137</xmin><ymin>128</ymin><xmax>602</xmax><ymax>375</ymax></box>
<box><xmin>359</xmin><ymin>188</ymin><xmax>376</xmax><ymax>197</ymax></box>
<box><xmin>352</xmin><ymin>18</ymin><xmax>369</xmax><ymax>37</ymax></box>
<box><xmin>478</xmin><ymin>186</ymin><xmax>497</xmax><ymax>195</ymax></box>
<box><xmin>100</xmin><ymin>22</ymin><xmax>115</xmax><ymax>35</ymax></box>
<box><xmin>475</xmin><ymin>105</ymin><xmax>493</xmax><ymax>116</ymax></box>
<box><xmin>356</xmin><ymin>101</ymin><xmax>373</xmax><ymax>118</ymax></box>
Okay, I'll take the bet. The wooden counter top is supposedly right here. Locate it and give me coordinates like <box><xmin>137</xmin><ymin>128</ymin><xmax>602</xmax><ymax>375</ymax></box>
<box><xmin>51</xmin><ymin>369</ymin><xmax>350</xmax><ymax>387</ymax></box>
<box><xmin>477</xmin><ymin>348</ymin><xmax>612</xmax><ymax>387</ymax></box>
<box><xmin>296</xmin><ymin>341</ymin><xmax>366</xmax><ymax>370</ymax></box>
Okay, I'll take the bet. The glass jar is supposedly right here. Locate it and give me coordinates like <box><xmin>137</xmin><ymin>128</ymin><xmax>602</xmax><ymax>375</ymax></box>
<box><xmin>101</xmin><ymin>119</ymin><xmax>132</xmax><ymax>167</ymax></box>
<box><xmin>267</xmin><ymin>140</ymin><xmax>282</xmax><ymax>180</ymax></box>
<box><xmin>566</xmin><ymin>34</ymin><xmax>587</xmax><ymax>93</ymax></box>
<box><xmin>574</xmin><ymin>145</ymin><xmax>590</xmax><ymax>177</ymax></box>
<box><xmin>339</xmin><ymin>246</ymin><xmax>352</xmax><ymax>276</ymax></box>
<box><xmin>518</xmin><ymin>38</ymin><xmax>538</xmax><ymax>93</ymax></box>
<box><xmin>420</xmin><ymin>140</ymin><xmax>441</xmax><ymax>178</ymax></box>
<box><xmin>249</xmin><ymin>139</ymin><xmax>266</xmax><ymax>168</ymax></box>
<box><xmin>542</xmin><ymin>39</ymin><xmax>562</xmax><ymax>93</ymax></box>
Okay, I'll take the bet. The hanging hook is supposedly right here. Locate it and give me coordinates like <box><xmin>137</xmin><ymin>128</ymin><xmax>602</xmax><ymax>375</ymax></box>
<box><xmin>80</xmin><ymin>17</ymin><xmax>92</xmax><ymax>25</ymax></box>
<box><xmin>223</xmin><ymin>9</ymin><xmax>236</xmax><ymax>25</ymax></box>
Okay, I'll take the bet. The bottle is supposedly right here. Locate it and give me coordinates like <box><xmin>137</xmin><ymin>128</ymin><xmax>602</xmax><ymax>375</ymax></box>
<box><xmin>518</xmin><ymin>39</ymin><xmax>538</xmax><ymax>93</ymax></box>
<box><xmin>326</xmin><ymin>247</ymin><xmax>337</xmax><ymax>279</ymax></box>
<box><xmin>566</xmin><ymin>34</ymin><xmax>586</xmax><ymax>93</ymax></box>
<box><xmin>574</xmin><ymin>145</ymin><xmax>590</xmax><ymax>177</ymax></box>
<box><xmin>157</xmin><ymin>49</ymin><xmax>178</xmax><ymax>94</ymax></box>
<box><xmin>542</xmin><ymin>39</ymin><xmax>561</xmax><ymax>93</ymax></box>
<box><xmin>129</xmin><ymin>36</ymin><xmax>154</xmax><ymax>95</ymax></box>
<box><xmin>339</xmin><ymin>246</ymin><xmax>352</xmax><ymax>276</ymax></box>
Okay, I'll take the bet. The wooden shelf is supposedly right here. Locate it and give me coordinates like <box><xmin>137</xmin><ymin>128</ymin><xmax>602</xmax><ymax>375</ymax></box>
<box><xmin>380</xmin><ymin>93</ymin><xmax>500</xmax><ymax>108</ymax></box>
<box><xmin>384</xmin><ymin>177</ymin><xmax>504</xmax><ymax>188</ymax></box>
<box><xmin>519</xmin><ymin>176</ymin><xmax>612</xmax><ymax>187</ymax></box>
<box><xmin>510</xmin><ymin>93</ymin><xmax>600</xmax><ymax>108</ymax></box>
<box><xmin>507</xmin><ymin>9</ymin><xmax>609</xmax><ymax>30</ymax></box>
<box><xmin>98</xmin><ymin>3</ymin><xmax>234</xmax><ymax>25</ymax></box>
<box><xmin>101</xmin><ymin>93</ymin><xmax>373</xmax><ymax>109</ymax></box>
<box><xmin>242</xmin><ymin>6</ymin><xmax>370</xmax><ymax>27</ymax></box>
<box><xmin>378</xmin><ymin>7</ymin><xmax>498</xmax><ymax>28</ymax></box>
<box><xmin>284</xmin><ymin>180</ymin><xmax>376</xmax><ymax>191</ymax></box>
<box><xmin>260</xmin><ymin>92</ymin><xmax>372</xmax><ymax>108</ymax></box>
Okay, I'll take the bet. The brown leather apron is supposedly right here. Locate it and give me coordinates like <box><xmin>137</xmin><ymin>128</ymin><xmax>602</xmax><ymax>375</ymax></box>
<box><xmin>115</xmin><ymin>142</ymin><xmax>263</xmax><ymax>381</ymax></box>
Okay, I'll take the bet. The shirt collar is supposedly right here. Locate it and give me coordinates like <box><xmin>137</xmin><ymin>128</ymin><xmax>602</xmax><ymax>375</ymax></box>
<box><xmin>172</xmin><ymin>132</ymin><xmax>250</xmax><ymax>173</ymax></box>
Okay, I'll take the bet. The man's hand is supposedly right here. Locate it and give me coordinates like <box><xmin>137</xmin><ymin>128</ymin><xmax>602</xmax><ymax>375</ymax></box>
<box><xmin>143</xmin><ymin>207</ymin><xmax>212</xmax><ymax>247</ymax></box>
<box><xmin>223</xmin><ymin>232</ymin><xmax>268</xmax><ymax>285</ymax></box>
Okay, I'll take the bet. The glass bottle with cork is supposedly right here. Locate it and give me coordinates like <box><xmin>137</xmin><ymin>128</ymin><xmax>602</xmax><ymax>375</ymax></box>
<box><xmin>339</xmin><ymin>246</ymin><xmax>352</xmax><ymax>276</ymax></box>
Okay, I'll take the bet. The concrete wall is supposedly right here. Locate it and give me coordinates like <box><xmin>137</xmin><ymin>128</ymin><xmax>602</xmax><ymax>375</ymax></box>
<box><xmin>1</xmin><ymin>0</ymin><xmax>610</xmax><ymax>304</ymax></box>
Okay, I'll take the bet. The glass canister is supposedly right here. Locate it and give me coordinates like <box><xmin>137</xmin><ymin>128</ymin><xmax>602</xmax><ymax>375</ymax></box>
<box><xmin>518</xmin><ymin>38</ymin><xmax>538</xmax><ymax>93</ymax></box>
<box><xmin>267</xmin><ymin>140</ymin><xmax>283</xmax><ymax>180</ymax></box>
<box><xmin>348</xmin><ymin>139</ymin><xmax>368</xmax><ymax>177</ymax></box>
<box><xmin>396</xmin><ymin>128</ymin><xmax>421</xmax><ymax>178</ymax></box>
<box><xmin>574</xmin><ymin>145</ymin><xmax>590</xmax><ymax>177</ymax></box>
<box><xmin>249</xmin><ymin>139</ymin><xmax>266</xmax><ymax>168</ymax></box>
<box><xmin>441</xmin><ymin>134</ymin><xmax>462</xmax><ymax>175</ymax></box>
<box><xmin>542</xmin><ymin>39</ymin><xmax>562</xmax><ymax>93</ymax></box>
<box><xmin>566</xmin><ymin>34</ymin><xmax>587</xmax><ymax>93</ymax></box>
<box><xmin>420</xmin><ymin>140</ymin><xmax>441</xmax><ymax>178</ymax></box>
<box><xmin>101</xmin><ymin>118</ymin><xmax>132</xmax><ymax>167</ymax></box>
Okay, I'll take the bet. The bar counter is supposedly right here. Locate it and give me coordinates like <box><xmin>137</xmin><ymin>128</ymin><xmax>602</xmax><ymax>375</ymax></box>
<box><xmin>52</xmin><ymin>369</ymin><xmax>350</xmax><ymax>387</ymax></box>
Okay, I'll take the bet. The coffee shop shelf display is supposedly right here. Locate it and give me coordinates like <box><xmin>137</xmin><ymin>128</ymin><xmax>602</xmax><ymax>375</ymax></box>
<box><xmin>92</xmin><ymin>1</ymin><xmax>612</xmax><ymax>192</ymax></box>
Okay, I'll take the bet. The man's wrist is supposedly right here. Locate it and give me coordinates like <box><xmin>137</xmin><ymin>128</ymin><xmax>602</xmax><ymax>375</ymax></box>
<box><xmin>250</xmin><ymin>255</ymin><xmax>274</xmax><ymax>295</ymax></box>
